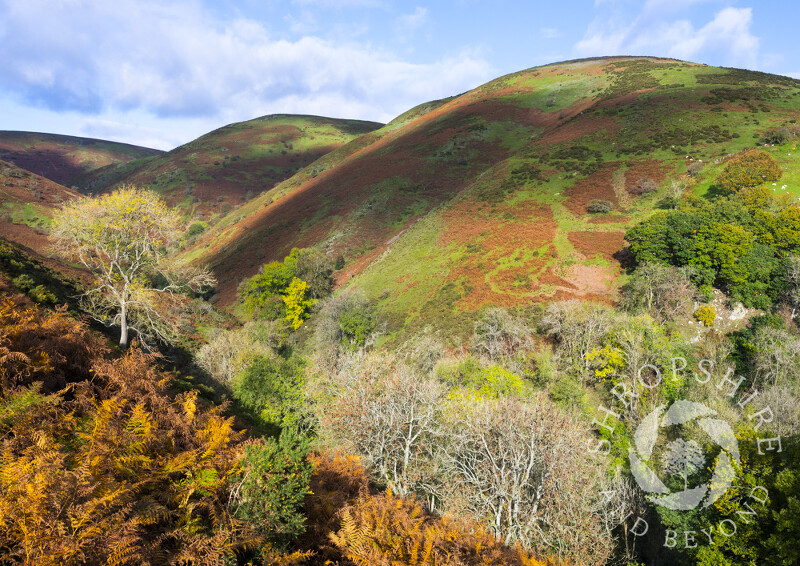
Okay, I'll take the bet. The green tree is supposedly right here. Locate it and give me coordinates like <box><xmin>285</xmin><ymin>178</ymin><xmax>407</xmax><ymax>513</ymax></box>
<box><xmin>282</xmin><ymin>278</ymin><xmax>315</xmax><ymax>329</ymax></box>
<box><xmin>231</xmin><ymin>355</ymin><xmax>308</xmax><ymax>433</ymax></box>
<box><xmin>50</xmin><ymin>185</ymin><xmax>214</xmax><ymax>347</ymax></box>
<box><xmin>232</xmin><ymin>431</ymin><xmax>314</xmax><ymax>549</ymax></box>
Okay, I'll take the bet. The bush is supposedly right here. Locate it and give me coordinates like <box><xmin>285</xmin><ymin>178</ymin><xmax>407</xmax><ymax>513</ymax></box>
<box><xmin>586</xmin><ymin>199</ymin><xmax>613</xmax><ymax>213</ymax></box>
<box><xmin>694</xmin><ymin>305</ymin><xmax>717</xmax><ymax>327</ymax></box>
<box><xmin>231</xmin><ymin>354</ymin><xmax>309</xmax><ymax>433</ymax></box>
<box><xmin>314</xmin><ymin>292</ymin><xmax>377</xmax><ymax>370</ymax></box>
<box><xmin>232</xmin><ymin>431</ymin><xmax>314</xmax><ymax>549</ymax></box>
<box><xmin>630</xmin><ymin>177</ymin><xmax>658</xmax><ymax>195</ymax></box>
<box><xmin>185</xmin><ymin>221</ymin><xmax>207</xmax><ymax>238</ymax></box>
<box><xmin>687</xmin><ymin>161</ymin><xmax>705</xmax><ymax>177</ymax></box>
<box><xmin>715</xmin><ymin>149</ymin><xmax>781</xmax><ymax>193</ymax></box>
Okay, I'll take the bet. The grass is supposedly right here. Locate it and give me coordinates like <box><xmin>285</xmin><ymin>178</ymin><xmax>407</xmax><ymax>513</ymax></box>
<box><xmin>166</xmin><ymin>57</ymin><xmax>800</xmax><ymax>319</ymax></box>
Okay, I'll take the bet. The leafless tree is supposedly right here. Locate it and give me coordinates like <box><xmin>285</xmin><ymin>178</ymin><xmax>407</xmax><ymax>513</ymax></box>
<box><xmin>470</xmin><ymin>307</ymin><xmax>532</xmax><ymax>364</ymax></box>
<box><xmin>317</xmin><ymin>351</ymin><xmax>445</xmax><ymax>497</ymax></box>
<box><xmin>752</xmin><ymin>326</ymin><xmax>800</xmax><ymax>387</ymax></box>
<box><xmin>539</xmin><ymin>300</ymin><xmax>613</xmax><ymax>379</ymax></box>
<box><xmin>438</xmin><ymin>393</ymin><xmax>613</xmax><ymax>564</ymax></box>
<box><xmin>783</xmin><ymin>255</ymin><xmax>800</xmax><ymax>320</ymax></box>
<box><xmin>619</xmin><ymin>262</ymin><xmax>696</xmax><ymax>321</ymax></box>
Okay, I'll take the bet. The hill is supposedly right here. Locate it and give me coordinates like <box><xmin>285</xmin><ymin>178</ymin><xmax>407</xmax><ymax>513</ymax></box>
<box><xmin>76</xmin><ymin>114</ymin><xmax>383</xmax><ymax>218</ymax></box>
<box><xmin>185</xmin><ymin>57</ymin><xmax>800</xmax><ymax>336</ymax></box>
<box><xmin>0</xmin><ymin>159</ymin><xmax>80</xmax><ymax>252</ymax></box>
<box><xmin>0</xmin><ymin>131</ymin><xmax>161</xmax><ymax>186</ymax></box>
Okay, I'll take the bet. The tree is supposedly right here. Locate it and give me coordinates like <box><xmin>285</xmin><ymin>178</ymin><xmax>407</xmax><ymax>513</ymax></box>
<box><xmin>50</xmin><ymin>185</ymin><xmax>214</xmax><ymax>347</ymax></box>
<box><xmin>663</xmin><ymin>439</ymin><xmax>705</xmax><ymax>490</ymax></box>
<box><xmin>715</xmin><ymin>149</ymin><xmax>781</xmax><ymax>193</ymax></box>
<box><xmin>439</xmin><ymin>393</ymin><xmax>613</xmax><ymax>563</ymax></box>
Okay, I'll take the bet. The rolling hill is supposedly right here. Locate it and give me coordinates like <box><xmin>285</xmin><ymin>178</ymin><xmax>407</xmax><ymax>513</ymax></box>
<box><xmin>181</xmin><ymin>57</ymin><xmax>800</xmax><ymax>336</ymax></box>
<box><xmin>76</xmin><ymin>114</ymin><xmax>383</xmax><ymax>218</ymax></box>
<box><xmin>0</xmin><ymin>131</ymin><xmax>161</xmax><ymax>186</ymax></box>
<box><xmin>0</xmin><ymin>159</ymin><xmax>80</xmax><ymax>249</ymax></box>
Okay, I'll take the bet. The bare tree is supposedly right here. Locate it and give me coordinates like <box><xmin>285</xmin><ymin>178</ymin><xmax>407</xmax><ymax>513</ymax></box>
<box><xmin>783</xmin><ymin>255</ymin><xmax>800</xmax><ymax>320</ymax></box>
<box><xmin>619</xmin><ymin>262</ymin><xmax>696</xmax><ymax>321</ymax></box>
<box><xmin>318</xmin><ymin>351</ymin><xmax>445</xmax><ymax>497</ymax></box>
<box><xmin>438</xmin><ymin>393</ymin><xmax>613</xmax><ymax>564</ymax></box>
<box><xmin>539</xmin><ymin>300</ymin><xmax>612</xmax><ymax>379</ymax></box>
<box><xmin>470</xmin><ymin>307</ymin><xmax>532</xmax><ymax>364</ymax></box>
<box><xmin>50</xmin><ymin>185</ymin><xmax>215</xmax><ymax>347</ymax></box>
<box><xmin>752</xmin><ymin>326</ymin><xmax>800</xmax><ymax>387</ymax></box>
<box><xmin>667</xmin><ymin>178</ymin><xmax>689</xmax><ymax>208</ymax></box>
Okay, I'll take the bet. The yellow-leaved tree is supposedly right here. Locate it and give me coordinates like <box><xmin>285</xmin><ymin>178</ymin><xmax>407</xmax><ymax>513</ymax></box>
<box><xmin>50</xmin><ymin>185</ymin><xmax>215</xmax><ymax>347</ymax></box>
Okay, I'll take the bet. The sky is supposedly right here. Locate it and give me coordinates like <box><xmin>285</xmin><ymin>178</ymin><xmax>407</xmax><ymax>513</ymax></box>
<box><xmin>1</xmin><ymin>0</ymin><xmax>798</xmax><ymax>150</ymax></box>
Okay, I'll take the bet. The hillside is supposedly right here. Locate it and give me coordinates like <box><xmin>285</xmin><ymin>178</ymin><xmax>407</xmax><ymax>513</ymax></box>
<box><xmin>186</xmin><ymin>57</ymin><xmax>800</xmax><ymax>334</ymax></box>
<box><xmin>0</xmin><ymin>131</ymin><xmax>161</xmax><ymax>186</ymax></box>
<box><xmin>77</xmin><ymin>114</ymin><xmax>383</xmax><ymax>218</ymax></box>
<box><xmin>0</xmin><ymin>159</ymin><xmax>80</xmax><ymax>252</ymax></box>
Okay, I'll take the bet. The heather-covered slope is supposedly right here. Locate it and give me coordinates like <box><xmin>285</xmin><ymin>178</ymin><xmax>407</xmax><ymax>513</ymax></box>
<box><xmin>77</xmin><ymin>114</ymin><xmax>383</xmax><ymax>217</ymax></box>
<box><xmin>188</xmin><ymin>57</ymin><xmax>800</xmax><ymax>327</ymax></box>
<box><xmin>0</xmin><ymin>131</ymin><xmax>161</xmax><ymax>186</ymax></box>
<box><xmin>0</xmin><ymin>159</ymin><xmax>80</xmax><ymax>253</ymax></box>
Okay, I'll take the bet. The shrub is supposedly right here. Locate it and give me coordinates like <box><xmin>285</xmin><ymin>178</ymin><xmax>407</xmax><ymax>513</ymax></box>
<box><xmin>231</xmin><ymin>354</ymin><xmax>308</xmax><ymax>433</ymax></box>
<box><xmin>232</xmin><ymin>431</ymin><xmax>314</xmax><ymax>549</ymax></box>
<box><xmin>630</xmin><ymin>177</ymin><xmax>658</xmax><ymax>195</ymax></box>
<box><xmin>314</xmin><ymin>292</ymin><xmax>377</xmax><ymax>370</ymax></box>
<box><xmin>185</xmin><ymin>221</ymin><xmax>207</xmax><ymax>238</ymax></box>
<box><xmin>715</xmin><ymin>149</ymin><xmax>781</xmax><ymax>193</ymax></box>
<box><xmin>586</xmin><ymin>199</ymin><xmax>613</xmax><ymax>213</ymax></box>
<box><xmin>694</xmin><ymin>305</ymin><xmax>717</xmax><ymax>327</ymax></box>
<box><xmin>687</xmin><ymin>161</ymin><xmax>705</xmax><ymax>177</ymax></box>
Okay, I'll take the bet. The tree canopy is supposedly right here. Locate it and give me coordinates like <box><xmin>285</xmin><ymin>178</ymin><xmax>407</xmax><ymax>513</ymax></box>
<box><xmin>50</xmin><ymin>185</ymin><xmax>214</xmax><ymax>347</ymax></box>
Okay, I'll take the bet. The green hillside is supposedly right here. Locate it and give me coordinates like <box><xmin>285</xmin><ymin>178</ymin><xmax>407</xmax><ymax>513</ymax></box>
<box><xmin>77</xmin><ymin>114</ymin><xmax>383</xmax><ymax>218</ymax></box>
<box><xmin>0</xmin><ymin>131</ymin><xmax>161</xmax><ymax>186</ymax></box>
<box><xmin>186</xmin><ymin>58</ymin><xmax>800</xmax><ymax>333</ymax></box>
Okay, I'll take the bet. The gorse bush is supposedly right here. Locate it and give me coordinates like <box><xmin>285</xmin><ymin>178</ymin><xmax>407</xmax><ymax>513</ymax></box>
<box><xmin>587</xmin><ymin>199</ymin><xmax>613</xmax><ymax>213</ymax></box>
<box><xmin>715</xmin><ymin>149</ymin><xmax>781</xmax><ymax>193</ymax></box>
<box><xmin>232</xmin><ymin>354</ymin><xmax>310</xmax><ymax>434</ymax></box>
<box><xmin>232</xmin><ymin>431</ymin><xmax>314</xmax><ymax>550</ymax></box>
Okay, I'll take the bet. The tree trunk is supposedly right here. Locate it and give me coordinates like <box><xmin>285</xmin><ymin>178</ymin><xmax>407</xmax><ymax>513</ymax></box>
<box><xmin>119</xmin><ymin>301</ymin><xmax>128</xmax><ymax>348</ymax></box>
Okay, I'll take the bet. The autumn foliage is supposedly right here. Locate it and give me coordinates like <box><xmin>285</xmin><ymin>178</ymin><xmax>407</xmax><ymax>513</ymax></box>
<box><xmin>715</xmin><ymin>149</ymin><xmax>781</xmax><ymax>193</ymax></box>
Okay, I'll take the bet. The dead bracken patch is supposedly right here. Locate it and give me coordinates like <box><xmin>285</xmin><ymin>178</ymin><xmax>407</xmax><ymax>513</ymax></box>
<box><xmin>568</xmin><ymin>230</ymin><xmax>626</xmax><ymax>261</ymax></box>
<box><xmin>563</xmin><ymin>165</ymin><xmax>620</xmax><ymax>216</ymax></box>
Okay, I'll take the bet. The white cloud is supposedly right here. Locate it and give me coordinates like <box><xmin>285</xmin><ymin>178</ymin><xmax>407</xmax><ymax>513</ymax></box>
<box><xmin>0</xmin><ymin>0</ymin><xmax>492</xmax><ymax>147</ymax></box>
<box><xmin>574</xmin><ymin>4</ymin><xmax>761</xmax><ymax>69</ymax></box>
<box><xmin>397</xmin><ymin>6</ymin><xmax>428</xmax><ymax>31</ymax></box>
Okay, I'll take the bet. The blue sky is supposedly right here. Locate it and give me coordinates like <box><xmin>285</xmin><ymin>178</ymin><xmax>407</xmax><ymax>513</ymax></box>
<box><xmin>1</xmin><ymin>0</ymin><xmax>797</xmax><ymax>150</ymax></box>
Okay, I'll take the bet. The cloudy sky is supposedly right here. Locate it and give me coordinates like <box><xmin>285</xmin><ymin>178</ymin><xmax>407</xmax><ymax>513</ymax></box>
<box><xmin>1</xmin><ymin>0</ymin><xmax>796</xmax><ymax>150</ymax></box>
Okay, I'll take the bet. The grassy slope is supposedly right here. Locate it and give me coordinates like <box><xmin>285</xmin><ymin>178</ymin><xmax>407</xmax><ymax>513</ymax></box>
<box><xmin>0</xmin><ymin>131</ymin><xmax>161</xmax><ymax>186</ymax></box>
<box><xmin>186</xmin><ymin>57</ymin><xmax>800</xmax><ymax>338</ymax></box>
<box><xmin>78</xmin><ymin>114</ymin><xmax>383</xmax><ymax>221</ymax></box>
<box><xmin>0</xmin><ymin>159</ymin><xmax>82</xmax><ymax>250</ymax></box>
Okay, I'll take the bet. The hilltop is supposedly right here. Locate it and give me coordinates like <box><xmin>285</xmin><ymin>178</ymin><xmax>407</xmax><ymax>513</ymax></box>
<box><xmin>0</xmin><ymin>131</ymin><xmax>161</xmax><ymax>186</ymax></box>
<box><xmin>77</xmin><ymin>114</ymin><xmax>383</xmax><ymax>217</ymax></box>
<box><xmin>182</xmin><ymin>57</ymin><xmax>800</xmax><ymax>336</ymax></box>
